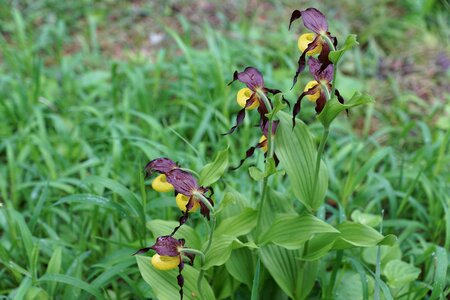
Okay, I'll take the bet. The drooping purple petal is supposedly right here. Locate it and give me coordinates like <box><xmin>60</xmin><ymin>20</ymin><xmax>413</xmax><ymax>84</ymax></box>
<box><xmin>292</xmin><ymin>85</ymin><xmax>320</xmax><ymax>127</ymax></box>
<box><xmin>318</xmin><ymin>41</ymin><xmax>333</xmax><ymax>74</ymax></box>
<box><xmin>289</xmin><ymin>9</ymin><xmax>302</xmax><ymax>29</ymax></box>
<box><xmin>292</xmin><ymin>35</ymin><xmax>320</xmax><ymax>89</ymax></box>
<box><xmin>334</xmin><ymin>89</ymin><xmax>348</xmax><ymax>116</ymax></box>
<box><xmin>223</xmin><ymin>93</ymin><xmax>258</xmax><ymax>135</ymax></box>
<box><xmin>144</xmin><ymin>158</ymin><xmax>178</xmax><ymax>176</ymax></box>
<box><xmin>232</xmin><ymin>67</ymin><xmax>264</xmax><ymax>91</ymax></box>
<box><xmin>308</xmin><ymin>57</ymin><xmax>333</xmax><ymax>82</ymax></box>
<box><xmin>150</xmin><ymin>236</ymin><xmax>182</xmax><ymax>256</ymax></box>
<box><xmin>300</xmin><ymin>8</ymin><xmax>328</xmax><ymax>34</ymax></box>
<box><xmin>198</xmin><ymin>196</ymin><xmax>214</xmax><ymax>220</ymax></box>
<box><xmin>315</xmin><ymin>90</ymin><xmax>327</xmax><ymax>114</ymax></box>
<box><xmin>166</xmin><ymin>169</ymin><xmax>199</xmax><ymax>196</ymax></box>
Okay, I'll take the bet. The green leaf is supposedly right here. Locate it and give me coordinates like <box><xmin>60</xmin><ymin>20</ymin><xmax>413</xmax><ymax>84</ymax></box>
<box><xmin>382</xmin><ymin>260</ymin><xmax>420</xmax><ymax>289</ymax></box>
<box><xmin>335</xmin><ymin>271</ymin><xmax>374</xmax><ymax>300</ymax></box>
<box><xmin>329</xmin><ymin>34</ymin><xmax>359</xmax><ymax>64</ymax></box>
<box><xmin>260</xmin><ymin>245</ymin><xmax>317</xmax><ymax>299</ymax></box>
<box><xmin>351</xmin><ymin>210</ymin><xmax>382</xmax><ymax>227</ymax></box>
<box><xmin>332</xmin><ymin>222</ymin><xmax>397</xmax><ymax>249</ymax></box>
<box><xmin>362</xmin><ymin>244</ymin><xmax>402</xmax><ymax>266</ymax></box>
<box><xmin>225</xmin><ymin>248</ymin><xmax>255</xmax><ymax>288</ymax></box>
<box><xmin>136</xmin><ymin>256</ymin><xmax>215</xmax><ymax>300</ymax></box>
<box><xmin>249</xmin><ymin>166</ymin><xmax>265</xmax><ymax>181</ymax></box>
<box><xmin>317</xmin><ymin>92</ymin><xmax>374</xmax><ymax>128</ymax></box>
<box><xmin>204</xmin><ymin>236</ymin><xmax>257</xmax><ymax>269</ymax></box>
<box><xmin>260</xmin><ymin>213</ymin><xmax>339</xmax><ymax>249</ymax></box>
<box><xmin>215</xmin><ymin>208</ymin><xmax>257</xmax><ymax>237</ymax></box>
<box><xmin>275</xmin><ymin>111</ymin><xmax>328</xmax><ymax>211</ymax></box>
<box><xmin>38</xmin><ymin>274</ymin><xmax>105</xmax><ymax>300</ymax></box>
<box><xmin>25</xmin><ymin>286</ymin><xmax>50</xmax><ymax>300</ymax></box>
<box><xmin>429</xmin><ymin>246</ymin><xmax>448</xmax><ymax>300</ymax></box>
<box><xmin>45</xmin><ymin>247</ymin><xmax>62</xmax><ymax>296</ymax></box>
<box><xmin>199</xmin><ymin>147</ymin><xmax>229</xmax><ymax>186</ymax></box>
<box><xmin>54</xmin><ymin>194</ymin><xmax>127</xmax><ymax>218</ymax></box>
<box><xmin>301</xmin><ymin>233</ymin><xmax>338</xmax><ymax>261</ymax></box>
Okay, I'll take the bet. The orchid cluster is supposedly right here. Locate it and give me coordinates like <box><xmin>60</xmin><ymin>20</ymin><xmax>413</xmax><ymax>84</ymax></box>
<box><xmin>135</xmin><ymin>158</ymin><xmax>214</xmax><ymax>299</ymax></box>
<box><xmin>135</xmin><ymin>6</ymin><xmax>383</xmax><ymax>300</ymax></box>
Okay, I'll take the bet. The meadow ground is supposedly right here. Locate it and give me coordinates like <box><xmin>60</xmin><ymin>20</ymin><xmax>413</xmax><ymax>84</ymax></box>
<box><xmin>0</xmin><ymin>1</ymin><xmax>449</xmax><ymax>299</ymax></box>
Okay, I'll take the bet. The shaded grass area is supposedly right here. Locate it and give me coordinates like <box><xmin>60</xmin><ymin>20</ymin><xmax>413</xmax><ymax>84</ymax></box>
<box><xmin>1</xmin><ymin>0</ymin><xmax>449</xmax><ymax>299</ymax></box>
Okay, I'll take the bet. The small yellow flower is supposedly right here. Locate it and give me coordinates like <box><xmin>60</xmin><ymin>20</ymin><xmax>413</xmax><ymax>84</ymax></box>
<box><xmin>151</xmin><ymin>254</ymin><xmax>180</xmax><ymax>271</ymax></box>
<box><xmin>298</xmin><ymin>33</ymin><xmax>322</xmax><ymax>56</ymax></box>
<box><xmin>236</xmin><ymin>88</ymin><xmax>259</xmax><ymax>110</ymax></box>
<box><xmin>259</xmin><ymin>136</ymin><xmax>268</xmax><ymax>153</ymax></box>
<box><xmin>151</xmin><ymin>174</ymin><xmax>174</xmax><ymax>192</ymax></box>
<box><xmin>303</xmin><ymin>81</ymin><xmax>321</xmax><ymax>102</ymax></box>
<box><xmin>176</xmin><ymin>194</ymin><xmax>200</xmax><ymax>213</ymax></box>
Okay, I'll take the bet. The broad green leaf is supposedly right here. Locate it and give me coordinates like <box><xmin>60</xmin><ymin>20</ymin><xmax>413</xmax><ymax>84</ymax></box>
<box><xmin>362</xmin><ymin>244</ymin><xmax>402</xmax><ymax>266</ymax></box>
<box><xmin>249</xmin><ymin>166</ymin><xmax>265</xmax><ymax>181</ymax></box>
<box><xmin>38</xmin><ymin>274</ymin><xmax>105</xmax><ymax>299</ymax></box>
<box><xmin>199</xmin><ymin>147</ymin><xmax>229</xmax><ymax>186</ymax></box>
<box><xmin>317</xmin><ymin>92</ymin><xmax>374</xmax><ymax>128</ymax></box>
<box><xmin>24</xmin><ymin>287</ymin><xmax>49</xmax><ymax>300</ymax></box>
<box><xmin>260</xmin><ymin>245</ymin><xmax>317</xmax><ymax>300</ymax></box>
<box><xmin>332</xmin><ymin>222</ymin><xmax>397</xmax><ymax>249</ymax></box>
<box><xmin>301</xmin><ymin>233</ymin><xmax>338</xmax><ymax>261</ymax></box>
<box><xmin>329</xmin><ymin>34</ymin><xmax>359</xmax><ymax>64</ymax></box>
<box><xmin>382</xmin><ymin>260</ymin><xmax>420</xmax><ymax>289</ymax></box>
<box><xmin>136</xmin><ymin>256</ymin><xmax>215</xmax><ymax>300</ymax></box>
<box><xmin>429</xmin><ymin>246</ymin><xmax>448</xmax><ymax>300</ymax></box>
<box><xmin>204</xmin><ymin>236</ymin><xmax>256</xmax><ymax>269</ymax></box>
<box><xmin>146</xmin><ymin>220</ymin><xmax>202</xmax><ymax>250</ymax></box>
<box><xmin>214</xmin><ymin>208</ymin><xmax>257</xmax><ymax>237</ymax></box>
<box><xmin>351</xmin><ymin>210</ymin><xmax>382</xmax><ymax>227</ymax></box>
<box><xmin>225</xmin><ymin>248</ymin><xmax>255</xmax><ymax>288</ymax></box>
<box><xmin>260</xmin><ymin>213</ymin><xmax>339</xmax><ymax>249</ymax></box>
<box><xmin>275</xmin><ymin>111</ymin><xmax>328</xmax><ymax>211</ymax></box>
<box><xmin>335</xmin><ymin>271</ymin><xmax>374</xmax><ymax>300</ymax></box>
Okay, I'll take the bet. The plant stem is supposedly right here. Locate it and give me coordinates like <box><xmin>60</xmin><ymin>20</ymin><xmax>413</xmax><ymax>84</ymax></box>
<box><xmin>193</xmin><ymin>192</ymin><xmax>216</xmax><ymax>299</ymax></box>
<box><xmin>321</xmin><ymin>34</ymin><xmax>338</xmax><ymax>96</ymax></box>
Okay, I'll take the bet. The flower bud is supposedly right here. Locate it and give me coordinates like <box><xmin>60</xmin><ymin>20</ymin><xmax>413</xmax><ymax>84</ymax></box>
<box><xmin>151</xmin><ymin>174</ymin><xmax>174</xmax><ymax>192</ymax></box>
<box><xmin>151</xmin><ymin>254</ymin><xmax>180</xmax><ymax>271</ymax></box>
<box><xmin>236</xmin><ymin>88</ymin><xmax>259</xmax><ymax>110</ymax></box>
<box><xmin>298</xmin><ymin>33</ymin><xmax>322</xmax><ymax>55</ymax></box>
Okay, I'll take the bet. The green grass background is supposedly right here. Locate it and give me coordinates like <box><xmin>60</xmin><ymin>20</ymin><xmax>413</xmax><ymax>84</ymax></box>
<box><xmin>0</xmin><ymin>0</ymin><xmax>449</xmax><ymax>299</ymax></box>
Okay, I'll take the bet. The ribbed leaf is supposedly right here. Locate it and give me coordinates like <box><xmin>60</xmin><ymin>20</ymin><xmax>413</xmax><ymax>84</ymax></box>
<box><xmin>259</xmin><ymin>213</ymin><xmax>339</xmax><ymax>249</ymax></box>
<box><xmin>332</xmin><ymin>222</ymin><xmax>397</xmax><ymax>249</ymax></box>
<box><xmin>199</xmin><ymin>147</ymin><xmax>228</xmax><ymax>186</ymax></box>
<box><xmin>146</xmin><ymin>220</ymin><xmax>202</xmax><ymax>250</ymax></box>
<box><xmin>260</xmin><ymin>245</ymin><xmax>317</xmax><ymax>300</ymax></box>
<box><xmin>317</xmin><ymin>92</ymin><xmax>374</xmax><ymax>128</ymax></box>
<box><xmin>275</xmin><ymin>111</ymin><xmax>328</xmax><ymax>211</ymax></box>
<box><xmin>204</xmin><ymin>236</ymin><xmax>256</xmax><ymax>269</ymax></box>
<box><xmin>225</xmin><ymin>248</ymin><xmax>255</xmax><ymax>288</ymax></box>
<box><xmin>214</xmin><ymin>208</ymin><xmax>257</xmax><ymax>237</ymax></box>
<box><xmin>429</xmin><ymin>246</ymin><xmax>448</xmax><ymax>300</ymax></box>
<box><xmin>136</xmin><ymin>256</ymin><xmax>215</xmax><ymax>300</ymax></box>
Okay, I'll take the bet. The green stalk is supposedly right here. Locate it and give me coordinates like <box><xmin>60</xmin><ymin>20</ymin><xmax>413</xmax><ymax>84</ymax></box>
<box><xmin>251</xmin><ymin>91</ymin><xmax>275</xmax><ymax>299</ymax></box>
<box><xmin>193</xmin><ymin>192</ymin><xmax>216</xmax><ymax>299</ymax></box>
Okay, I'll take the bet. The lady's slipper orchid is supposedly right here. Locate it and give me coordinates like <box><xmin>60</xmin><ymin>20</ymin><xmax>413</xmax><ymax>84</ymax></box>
<box><xmin>134</xmin><ymin>236</ymin><xmax>195</xmax><ymax>300</ymax></box>
<box><xmin>176</xmin><ymin>193</ymin><xmax>200</xmax><ymax>213</ymax></box>
<box><xmin>225</xmin><ymin>67</ymin><xmax>281</xmax><ymax>135</ymax></box>
<box><xmin>289</xmin><ymin>8</ymin><xmax>337</xmax><ymax>88</ymax></box>
<box><xmin>292</xmin><ymin>58</ymin><xmax>345</xmax><ymax>126</ymax></box>
<box><xmin>144</xmin><ymin>158</ymin><xmax>214</xmax><ymax>235</ymax></box>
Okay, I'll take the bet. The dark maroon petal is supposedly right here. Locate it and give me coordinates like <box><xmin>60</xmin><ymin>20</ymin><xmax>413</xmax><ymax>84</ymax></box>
<box><xmin>308</xmin><ymin>57</ymin><xmax>333</xmax><ymax>82</ymax></box>
<box><xmin>166</xmin><ymin>169</ymin><xmax>199</xmax><ymax>196</ymax></box>
<box><xmin>273</xmin><ymin>153</ymin><xmax>280</xmax><ymax>167</ymax></box>
<box><xmin>223</xmin><ymin>93</ymin><xmax>258</xmax><ymax>135</ymax></box>
<box><xmin>261</xmin><ymin>120</ymin><xmax>279</xmax><ymax>136</ymax></box>
<box><xmin>171</xmin><ymin>211</ymin><xmax>189</xmax><ymax>236</ymax></box>
<box><xmin>150</xmin><ymin>236</ymin><xmax>182</xmax><ymax>256</ymax></box>
<box><xmin>301</xmin><ymin>8</ymin><xmax>328</xmax><ymax>34</ymax></box>
<box><xmin>132</xmin><ymin>247</ymin><xmax>152</xmax><ymax>256</ymax></box>
<box><xmin>227</xmin><ymin>70</ymin><xmax>239</xmax><ymax>86</ymax></box>
<box><xmin>144</xmin><ymin>158</ymin><xmax>178</xmax><ymax>176</ymax></box>
<box><xmin>183</xmin><ymin>252</ymin><xmax>195</xmax><ymax>265</ymax></box>
<box><xmin>263</xmin><ymin>87</ymin><xmax>282</xmax><ymax>95</ymax></box>
<box><xmin>289</xmin><ymin>9</ymin><xmax>302</xmax><ymax>29</ymax></box>
<box><xmin>236</xmin><ymin>67</ymin><xmax>264</xmax><ymax>91</ymax></box>
<box><xmin>292</xmin><ymin>85</ymin><xmax>320</xmax><ymax>127</ymax></box>
<box><xmin>315</xmin><ymin>91</ymin><xmax>327</xmax><ymax>114</ymax></box>
<box><xmin>335</xmin><ymin>89</ymin><xmax>348</xmax><ymax>116</ymax></box>
<box><xmin>230</xmin><ymin>145</ymin><xmax>257</xmax><ymax>171</ymax></box>
<box><xmin>198</xmin><ymin>196</ymin><xmax>214</xmax><ymax>220</ymax></box>
<box><xmin>318</xmin><ymin>41</ymin><xmax>332</xmax><ymax>74</ymax></box>
<box><xmin>292</xmin><ymin>35</ymin><xmax>320</xmax><ymax>89</ymax></box>
<box><xmin>177</xmin><ymin>261</ymin><xmax>185</xmax><ymax>300</ymax></box>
